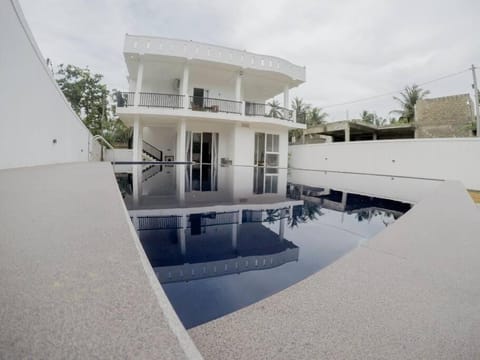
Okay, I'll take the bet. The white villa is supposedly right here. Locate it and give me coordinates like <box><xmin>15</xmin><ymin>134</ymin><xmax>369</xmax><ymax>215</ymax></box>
<box><xmin>115</xmin><ymin>35</ymin><xmax>306</xmax><ymax>194</ymax></box>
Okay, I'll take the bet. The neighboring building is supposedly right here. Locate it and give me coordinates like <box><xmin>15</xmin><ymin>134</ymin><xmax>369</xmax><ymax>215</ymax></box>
<box><xmin>116</xmin><ymin>35</ymin><xmax>306</xmax><ymax>175</ymax></box>
<box><xmin>301</xmin><ymin>121</ymin><xmax>414</xmax><ymax>143</ymax></box>
<box><xmin>415</xmin><ymin>94</ymin><xmax>475</xmax><ymax>138</ymax></box>
<box><xmin>298</xmin><ymin>94</ymin><xmax>475</xmax><ymax>143</ymax></box>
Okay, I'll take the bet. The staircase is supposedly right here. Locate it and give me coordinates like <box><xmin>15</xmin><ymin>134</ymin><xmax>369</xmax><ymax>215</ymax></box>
<box><xmin>142</xmin><ymin>141</ymin><xmax>163</xmax><ymax>182</ymax></box>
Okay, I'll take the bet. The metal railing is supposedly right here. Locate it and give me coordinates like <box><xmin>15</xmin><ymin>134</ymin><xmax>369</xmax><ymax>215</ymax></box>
<box><xmin>245</xmin><ymin>102</ymin><xmax>294</xmax><ymax>121</ymax></box>
<box><xmin>91</xmin><ymin>135</ymin><xmax>115</xmax><ymax>164</ymax></box>
<box><xmin>187</xmin><ymin>211</ymin><xmax>238</xmax><ymax>228</ymax></box>
<box><xmin>296</xmin><ymin>112</ymin><xmax>307</xmax><ymax>124</ymax></box>
<box><xmin>115</xmin><ymin>92</ymin><xmax>134</xmax><ymax>107</ymax></box>
<box><xmin>139</xmin><ymin>92</ymin><xmax>184</xmax><ymax>108</ymax></box>
<box><xmin>142</xmin><ymin>141</ymin><xmax>162</xmax><ymax>161</ymax></box>
<box><xmin>138</xmin><ymin>216</ymin><xmax>182</xmax><ymax>230</ymax></box>
<box><xmin>142</xmin><ymin>164</ymin><xmax>162</xmax><ymax>182</ymax></box>
<box><xmin>189</xmin><ymin>96</ymin><xmax>242</xmax><ymax>114</ymax></box>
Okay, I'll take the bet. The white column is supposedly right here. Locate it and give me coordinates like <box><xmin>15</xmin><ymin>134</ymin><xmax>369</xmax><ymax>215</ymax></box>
<box><xmin>176</xmin><ymin>119</ymin><xmax>187</xmax><ymax>162</ymax></box>
<box><xmin>231</xmin><ymin>223</ymin><xmax>238</xmax><ymax>251</ymax></box>
<box><xmin>134</xmin><ymin>57</ymin><xmax>144</xmax><ymax>106</ymax></box>
<box><xmin>279</xmin><ymin>217</ymin><xmax>285</xmax><ymax>241</ymax></box>
<box><xmin>345</xmin><ymin>123</ymin><xmax>350</xmax><ymax>142</ymax></box>
<box><xmin>283</xmin><ymin>84</ymin><xmax>290</xmax><ymax>120</ymax></box>
<box><xmin>175</xmin><ymin>119</ymin><xmax>187</xmax><ymax>203</ymax></box>
<box><xmin>235</xmin><ymin>71</ymin><xmax>243</xmax><ymax>101</ymax></box>
<box><xmin>235</xmin><ymin>71</ymin><xmax>244</xmax><ymax>115</ymax></box>
<box><xmin>178</xmin><ymin>215</ymin><xmax>187</xmax><ymax>256</ymax></box>
<box><xmin>181</xmin><ymin>62</ymin><xmax>190</xmax><ymax>109</ymax></box>
<box><xmin>132</xmin><ymin>116</ymin><xmax>143</xmax><ymax>162</ymax></box>
<box><xmin>283</xmin><ymin>84</ymin><xmax>290</xmax><ymax>109</ymax></box>
<box><xmin>132</xmin><ymin>116</ymin><xmax>143</xmax><ymax>206</ymax></box>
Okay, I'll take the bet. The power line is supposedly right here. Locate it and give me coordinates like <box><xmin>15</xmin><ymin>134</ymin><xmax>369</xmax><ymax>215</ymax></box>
<box><xmin>321</xmin><ymin>67</ymin><xmax>472</xmax><ymax>109</ymax></box>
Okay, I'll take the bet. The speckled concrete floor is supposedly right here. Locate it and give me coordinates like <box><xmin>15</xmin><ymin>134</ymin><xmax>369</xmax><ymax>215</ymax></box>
<box><xmin>190</xmin><ymin>181</ymin><xmax>480</xmax><ymax>359</ymax></box>
<box><xmin>0</xmin><ymin>162</ymin><xmax>202</xmax><ymax>359</ymax></box>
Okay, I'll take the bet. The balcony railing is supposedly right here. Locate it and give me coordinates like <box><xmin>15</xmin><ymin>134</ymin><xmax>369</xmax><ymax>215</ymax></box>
<box><xmin>116</xmin><ymin>91</ymin><xmax>134</xmax><ymax>107</ymax></box>
<box><xmin>139</xmin><ymin>93</ymin><xmax>184</xmax><ymax>108</ymax></box>
<box><xmin>296</xmin><ymin>112</ymin><xmax>307</xmax><ymax>124</ymax></box>
<box><xmin>245</xmin><ymin>102</ymin><xmax>294</xmax><ymax>121</ymax></box>
<box><xmin>115</xmin><ymin>91</ymin><xmax>299</xmax><ymax>123</ymax></box>
<box><xmin>189</xmin><ymin>96</ymin><xmax>242</xmax><ymax>114</ymax></box>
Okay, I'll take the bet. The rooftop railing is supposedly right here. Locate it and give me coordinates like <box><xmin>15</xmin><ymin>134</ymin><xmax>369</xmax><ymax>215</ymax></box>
<box><xmin>245</xmin><ymin>102</ymin><xmax>294</xmax><ymax>122</ymax></box>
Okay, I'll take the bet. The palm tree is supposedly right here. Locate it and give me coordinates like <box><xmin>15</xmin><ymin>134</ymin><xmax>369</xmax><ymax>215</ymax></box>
<box><xmin>288</xmin><ymin>201</ymin><xmax>323</xmax><ymax>228</ymax></box>
<box><xmin>291</xmin><ymin>97</ymin><xmax>310</xmax><ymax>123</ymax></box>
<box><xmin>267</xmin><ymin>99</ymin><xmax>282</xmax><ymax>118</ymax></box>
<box><xmin>390</xmin><ymin>84</ymin><xmax>430</xmax><ymax>122</ymax></box>
<box><xmin>307</xmin><ymin>106</ymin><xmax>328</xmax><ymax>127</ymax></box>
<box><xmin>360</xmin><ymin>110</ymin><xmax>387</xmax><ymax>127</ymax></box>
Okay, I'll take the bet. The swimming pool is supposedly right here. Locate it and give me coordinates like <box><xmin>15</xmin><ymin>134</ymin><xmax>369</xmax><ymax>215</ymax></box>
<box><xmin>116</xmin><ymin>165</ymin><xmax>412</xmax><ymax>328</ymax></box>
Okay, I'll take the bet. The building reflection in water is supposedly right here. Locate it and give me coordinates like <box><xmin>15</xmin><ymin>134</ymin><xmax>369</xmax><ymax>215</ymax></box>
<box><xmin>115</xmin><ymin>164</ymin><xmax>413</xmax><ymax>328</ymax></box>
<box><xmin>136</xmin><ymin>208</ymin><xmax>297</xmax><ymax>284</ymax></box>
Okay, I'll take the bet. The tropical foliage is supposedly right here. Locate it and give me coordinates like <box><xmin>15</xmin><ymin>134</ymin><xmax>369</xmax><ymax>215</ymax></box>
<box><xmin>288</xmin><ymin>201</ymin><xmax>323</xmax><ymax>228</ymax></box>
<box><xmin>291</xmin><ymin>96</ymin><xmax>327</xmax><ymax>127</ymax></box>
<box><xmin>360</xmin><ymin>110</ymin><xmax>387</xmax><ymax>127</ymax></box>
<box><xmin>267</xmin><ymin>99</ymin><xmax>282</xmax><ymax>118</ymax></box>
<box><xmin>55</xmin><ymin>64</ymin><xmax>130</xmax><ymax>145</ymax></box>
<box><xmin>390</xmin><ymin>84</ymin><xmax>430</xmax><ymax>122</ymax></box>
<box><xmin>289</xmin><ymin>96</ymin><xmax>328</xmax><ymax>143</ymax></box>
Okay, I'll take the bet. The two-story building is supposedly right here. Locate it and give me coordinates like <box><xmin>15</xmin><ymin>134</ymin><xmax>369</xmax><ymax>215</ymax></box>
<box><xmin>115</xmin><ymin>35</ymin><xmax>306</xmax><ymax>203</ymax></box>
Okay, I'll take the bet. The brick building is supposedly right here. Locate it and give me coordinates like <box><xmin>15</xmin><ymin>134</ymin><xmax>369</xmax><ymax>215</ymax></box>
<box><xmin>415</xmin><ymin>94</ymin><xmax>475</xmax><ymax>138</ymax></box>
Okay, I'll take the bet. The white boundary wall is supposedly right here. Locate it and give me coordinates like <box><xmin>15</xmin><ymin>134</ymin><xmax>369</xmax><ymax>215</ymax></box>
<box><xmin>0</xmin><ymin>0</ymin><xmax>93</xmax><ymax>170</ymax></box>
<box><xmin>289</xmin><ymin>138</ymin><xmax>480</xmax><ymax>190</ymax></box>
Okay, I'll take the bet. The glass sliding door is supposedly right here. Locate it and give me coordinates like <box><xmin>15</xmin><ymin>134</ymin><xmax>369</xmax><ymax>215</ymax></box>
<box><xmin>186</xmin><ymin>132</ymin><xmax>218</xmax><ymax>192</ymax></box>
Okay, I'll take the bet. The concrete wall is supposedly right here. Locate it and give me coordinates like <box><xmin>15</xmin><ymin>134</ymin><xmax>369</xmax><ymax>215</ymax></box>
<box><xmin>289</xmin><ymin>138</ymin><xmax>480</xmax><ymax>190</ymax></box>
<box><xmin>415</xmin><ymin>94</ymin><xmax>474</xmax><ymax>138</ymax></box>
<box><xmin>0</xmin><ymin>0</ymin><xmax>93</xmax><ymax>170</ymax></box>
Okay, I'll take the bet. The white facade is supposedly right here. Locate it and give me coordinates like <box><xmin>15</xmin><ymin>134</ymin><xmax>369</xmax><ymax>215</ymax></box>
<box><xmin>116</xmin><ymin>35</ymin><xmax>306</xmax><ymax>173</ymax></box>
<box><xmin>0</xmin><ymin>0</ymin><xmax>96</xmax><ymax>170</ymax></box>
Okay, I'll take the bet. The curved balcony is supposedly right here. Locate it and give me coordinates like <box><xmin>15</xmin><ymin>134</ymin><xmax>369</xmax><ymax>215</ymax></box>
<box><xmin>116</xmin><ymin>91</ymin><xmax>301</xmax><ymax>124</ymax></box>
<box><xmin>124</xmin><ymin>35</ymin><xmax>306</xmax><ymax>83</ymax></box>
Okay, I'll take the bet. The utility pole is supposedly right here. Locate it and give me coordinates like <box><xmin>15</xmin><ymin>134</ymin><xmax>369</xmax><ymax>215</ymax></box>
<box><xmin>471</xmin><ymin>64</ymin><xmax>480</xmax><ymax>136</ymax></box>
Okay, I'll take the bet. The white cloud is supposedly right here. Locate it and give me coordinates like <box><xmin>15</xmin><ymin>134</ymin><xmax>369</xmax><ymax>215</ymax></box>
<box><xmin>20</xmin><ymin>0</ymin><xmax>480</xmax><ymax>121</ymax></box>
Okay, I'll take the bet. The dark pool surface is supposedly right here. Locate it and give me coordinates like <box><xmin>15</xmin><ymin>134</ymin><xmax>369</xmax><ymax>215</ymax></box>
<box><xmin>116</xmin><ymin>165</ymin><xmax>411</xmax><ymax>329</ymax></box>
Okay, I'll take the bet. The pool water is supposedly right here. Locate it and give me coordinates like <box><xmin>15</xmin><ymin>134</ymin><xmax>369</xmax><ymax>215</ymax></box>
<box><xmin>116</xmin><ymin>165</ymin><xmax>411</xmax><ymax>329</ymax></box>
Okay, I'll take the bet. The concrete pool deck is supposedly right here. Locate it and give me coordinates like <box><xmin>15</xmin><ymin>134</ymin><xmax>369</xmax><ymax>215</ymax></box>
<box><xmin>190</xmin><ymin>180</ymin><xmax>480</xmax><ymax>359</ymax></box>
<box><xmin>0</xmin><ymin>162</ymin><xmax>202</xmax><ymax>359</ymax></box>
<box><xmin>2</xmin><ymin>162</ymin><xmax>480</xmax><ymax>359</ymax></box>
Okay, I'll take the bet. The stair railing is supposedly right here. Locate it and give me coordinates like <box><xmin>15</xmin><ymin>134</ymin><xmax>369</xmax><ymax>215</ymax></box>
<box><xmin>91</xmin><ymin>135</ymin><xmax>115</xmax><ymax>164</ymax></box>
<box><xmin>142</xmin><ymin>141</ymin><xmax>163</xmax><ymax>161</ymax></box>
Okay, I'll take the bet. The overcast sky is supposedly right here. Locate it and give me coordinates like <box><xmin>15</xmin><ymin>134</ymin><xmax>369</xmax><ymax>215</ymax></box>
<box><xmin>20</xmin><ymin>0</ymin><xmax>480</xmax><ymax>121</ymax></box>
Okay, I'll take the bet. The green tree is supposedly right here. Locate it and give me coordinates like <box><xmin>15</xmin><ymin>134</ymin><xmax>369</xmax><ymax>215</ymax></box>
<box><xmin>267</xmin><ymin>99</ymin><xmax>282</xmax><ymax>118</ymax></box>
<box><xmin>55</xmin><ymin>64</ymin><xmax>130</xmax><ymax>146</ymax></box>
<box><xmin>291</xmin><ymin>96</ymin><xmax>310</xmax><ymax>123</ymax></box>
<box><xmin>307</xmin><ymin>106</ymin><xmax>327</xmax><ymax>127</ymax></box>
<box><xmin>360</xmin><ymin>110</ymin><xmax>387</xmax><ymax>127</ymax></box>
<box><xmin>56</xmin><ymin>64</ymin><xmax>110</xmax><ymax>135</ymax></box>
<box><xmin>390</xmin><ymin>84</ymin><xmax>430</xmax><ymax>122</ymax></box>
